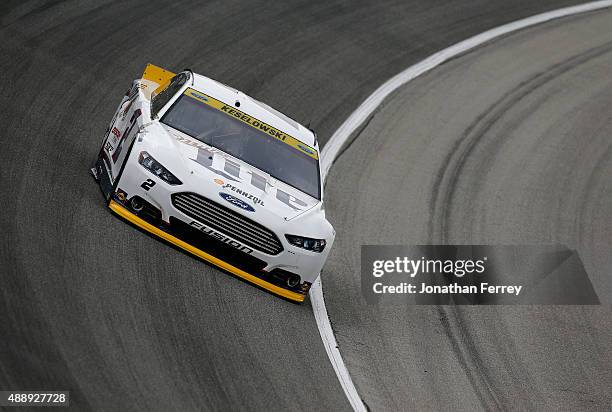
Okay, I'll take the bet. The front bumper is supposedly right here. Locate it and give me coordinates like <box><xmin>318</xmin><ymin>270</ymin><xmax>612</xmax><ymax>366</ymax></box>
<box><xmin>108</xmin><ymin>199</ymin><xmax>308</xmax><ymax>302</ymax></box>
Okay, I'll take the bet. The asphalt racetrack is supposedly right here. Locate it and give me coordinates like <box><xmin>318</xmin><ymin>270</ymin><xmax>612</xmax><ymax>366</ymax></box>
<box><xmin>325</xmin><ymin>7</ymin><xmax>612</xmax><ymax>411</ymax></box>
<box><xmin>1</xmin><ymin>1</ymin><xmax>610</xmax><ymax>410</ymax></box>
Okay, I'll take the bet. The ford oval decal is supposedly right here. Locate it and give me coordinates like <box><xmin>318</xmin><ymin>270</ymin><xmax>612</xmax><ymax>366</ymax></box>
<box><xmin>190</xmin><ymin>91</ymin><xmax>209</xmax><ymax>101</ymax></box>
<box><xmin>219</xmin><ymin>192</ymin><xmax>255</xmax><ymax>212</ymax></box>
<box><xmin>298</xmin><ymin>144</ymin><xmax>315</xmax><ymax>155</ymax></box>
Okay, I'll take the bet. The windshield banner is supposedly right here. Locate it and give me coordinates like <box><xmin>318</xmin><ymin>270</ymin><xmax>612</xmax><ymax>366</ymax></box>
<box><xmin>184</xmin><ymin>88</ymin><xmax>318</xmax><ymax>159</ymax></box>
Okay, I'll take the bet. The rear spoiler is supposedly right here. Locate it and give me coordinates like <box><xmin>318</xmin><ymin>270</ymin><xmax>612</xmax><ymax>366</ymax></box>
<box><xmin>141</xmin><ymin>63</ymin><xmax>175</xmax><ymax>96</ymax></box>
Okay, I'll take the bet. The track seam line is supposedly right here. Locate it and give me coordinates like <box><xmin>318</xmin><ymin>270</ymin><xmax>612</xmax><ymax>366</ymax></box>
<box><xmin>312</xmin><ymin>1</ymin><xmax>612</xmax><ymax>411</ymax></box>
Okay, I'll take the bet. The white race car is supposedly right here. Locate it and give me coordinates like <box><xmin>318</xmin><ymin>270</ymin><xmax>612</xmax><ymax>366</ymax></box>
<box><xmin>92</xmin><ymin>64</ymin><xmax>335</xmax><ymax>302</ymax></box>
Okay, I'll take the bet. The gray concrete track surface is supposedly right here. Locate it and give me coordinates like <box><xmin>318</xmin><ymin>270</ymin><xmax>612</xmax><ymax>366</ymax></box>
<box><xmin>325</xmin><ymin>8</ymin><xmax>612</xmax><ymax>411</ymax></box>
<box><xmin>0</xmin><ymin>0</ymin><xmax>591</xmax><ymax>410</ymax></box>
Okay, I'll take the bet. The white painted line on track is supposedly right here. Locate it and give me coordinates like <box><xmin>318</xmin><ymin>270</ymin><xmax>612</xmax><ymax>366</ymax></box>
<box><xmin>312</xmin><ymin>1</ymin><xmax>612</xmax><ymax>410</ymax></box>
<box><xmin>320</xmin><ymin>0</ymin><xmax>612</xmax><ymax>179</ymax></box>
<box><xmin>310</xmin><ymin>277</ymin><xmax>365</xmax><ymax>411</ymax></box>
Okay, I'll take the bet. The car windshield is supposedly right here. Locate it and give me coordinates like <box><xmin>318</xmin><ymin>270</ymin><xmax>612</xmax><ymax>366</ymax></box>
<box><xmin>161</xmin><ymin>88</ymin><xmax>321</xmax><ymax>199</ymax></box>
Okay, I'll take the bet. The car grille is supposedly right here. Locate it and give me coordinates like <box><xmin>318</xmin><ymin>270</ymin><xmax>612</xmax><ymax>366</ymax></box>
<box><xmin>171</xmin><ymin>192</ymin><xmax>283</xmax><ymax>255</ymax></box>
<box><xmin>169</xmin><ymin>217</ymin><xmax>269</xmax><ymax>273</ymax></box>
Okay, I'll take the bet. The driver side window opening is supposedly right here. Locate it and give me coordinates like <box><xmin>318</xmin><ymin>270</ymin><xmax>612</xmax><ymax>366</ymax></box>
<box><xmin>150</xmin><ymin>72</ymin><xmax>188</xmax><ymax>119</ymax></box>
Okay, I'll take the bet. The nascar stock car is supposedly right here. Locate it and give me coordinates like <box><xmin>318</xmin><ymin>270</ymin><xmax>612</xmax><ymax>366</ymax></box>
<box><xmin>92</xmin><ymin>64</ymin><xmax>335</xmax><ymax>302</ymax></box>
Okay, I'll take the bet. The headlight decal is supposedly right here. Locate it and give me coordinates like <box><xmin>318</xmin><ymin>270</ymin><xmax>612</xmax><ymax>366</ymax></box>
<box><xmin>138</xmin><ymin>151</ymin><xmax>182</xmax><ymax>185</ymax></box>
<box><xmin>285</xmin><ymin>234</ymin><xmax>326</xmax><ymax>253</ymax></box>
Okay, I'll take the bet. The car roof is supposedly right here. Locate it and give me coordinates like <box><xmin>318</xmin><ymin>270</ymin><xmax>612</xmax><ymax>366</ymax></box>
<box><xmin>190</xmin><ymin>73</ymin><xmax>317</xmax><ymax>148</ymax></box>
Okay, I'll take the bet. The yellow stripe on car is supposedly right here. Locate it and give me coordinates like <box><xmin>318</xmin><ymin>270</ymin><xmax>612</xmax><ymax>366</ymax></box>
<box><xmin>184</xmin><ymin>88</ymin><xmax>319</xmax><ymax>159</ymax></box>
<box><xmin>108</xmin><ymin>200</ymin><xmax>306</xmax><ymax>303</ymax></box>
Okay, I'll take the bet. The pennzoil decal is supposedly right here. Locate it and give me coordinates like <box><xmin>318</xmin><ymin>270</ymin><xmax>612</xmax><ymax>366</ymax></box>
<box><xmin>214</xmin><ymin>179</ymin><xmax>264</xmax><ymax>206</ymax></box>
<box><xmin>184</xmin><ymin>88</ymin><xmax>318</xmax><ymax>159</ymax></box>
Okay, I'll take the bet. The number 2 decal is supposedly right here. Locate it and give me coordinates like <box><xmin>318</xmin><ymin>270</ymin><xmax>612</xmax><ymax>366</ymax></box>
<box><xmin>141</xmin><ymin>179</ymin><xmax>156</xmax><ymax>191</ymax></box>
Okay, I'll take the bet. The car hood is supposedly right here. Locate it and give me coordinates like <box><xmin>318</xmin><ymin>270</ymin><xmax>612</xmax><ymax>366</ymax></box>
<box><xmin>145</xmin><ymin>123</ymin><xmax>320</xmax><ymax>221</ymax></box>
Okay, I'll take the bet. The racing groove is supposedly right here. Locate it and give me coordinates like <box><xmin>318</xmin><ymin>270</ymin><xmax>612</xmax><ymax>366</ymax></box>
<box><xmin>324</xmin><ymin>8</ymin><xmax>612</xmax><ymax>410</ymax></box>
<box><xmin>0</xmin><ymin>0</ymin><xmax>586</xmax><ymax>410</ymax></box>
